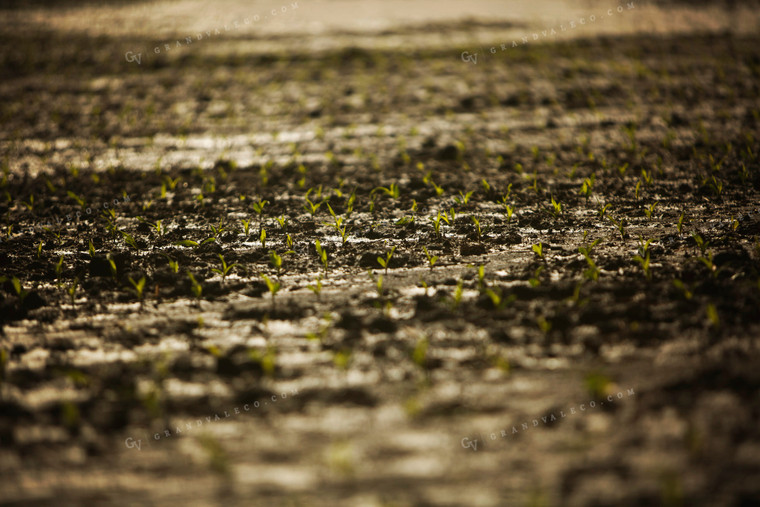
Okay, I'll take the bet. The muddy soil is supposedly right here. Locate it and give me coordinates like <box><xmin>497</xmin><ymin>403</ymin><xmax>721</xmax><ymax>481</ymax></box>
<box><xmin>1</xmin><ymin>4</ymin><xmax>760</xmax><ymax>506</ymax></box>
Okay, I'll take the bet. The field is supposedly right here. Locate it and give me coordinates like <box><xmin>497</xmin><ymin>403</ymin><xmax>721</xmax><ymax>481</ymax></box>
<box><xmin>1</xmin><ymin>1</ymin><xmax>760</xmax><ymax>505</ymax></box>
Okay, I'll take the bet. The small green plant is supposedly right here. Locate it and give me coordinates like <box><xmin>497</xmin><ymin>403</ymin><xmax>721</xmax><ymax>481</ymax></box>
<box><xmin>608</xmin><ymin>215</ymin><xmax>627</xmax><ymax>241</ymax></box>
<box><xmin>672</xmin><ymin>279</ymin><xmax>693</xmax><ymax>300</ymax></box>
<box><xmin>532</xmin><ymin>242</ymin><xmax>544</xmax><ymax>260</ymax></box>
<box><xmin>528</xmin><ymin>266</ymin><xmax>544</xmax><ymax>287</ymax></box>
<box><xmin>120</xmin><ymin>230</ymin><xmax>139</xmax><ymax>250</ymax></box>
<box><xmin>252</xmin><ymin>198</ymin><xmax>269</xmax><ymax>215</ymax></box>
<box><xmin>471</xmin><ymin>216</ymin><xmax>483</xmax><ymax>239</ymax></box>
<box><xmin>88</xmin><ymin>239</ymin><xmax>96</xmax><ymax>258</ymax></box>
<box><xmin>454</xmin><ymin>190</ymin><xmax>474</xmax><ymax>206</ymax></box>
<box><xmin>430</xmin><ymin>211</ymin><xmax>449</xmax><ymax>238</ymax></box>
<box><xmin>212</xmin><ymin>254</ymin><xmax>238</xmax><ymax>282</ymax></box>
<box><xmin>632</xmin><ymin>251</ymin><xmax>652</xmax><ymax>280</ymax></box>
<box><xmin>644</xmin><ymin>201</ymin><xmax>659</xmax><ymax>220</ymax></box>
<box><xmin>706</xmin><ymin>303</ymin><xmax>720</xmax><ymax>327</ymax></box>
<box><xmin>259</xmin><ymin>228</ymin><xmax>267</xmax><ymax>248</ymax></box>
<box><xmin>372</xmin><ymin>182</ymin><xmax>400</xmax><ymax>200</ymax></box>
<box><xmin>276</xmin><ymin>215</ymin><xmax>289</xmax><ymax>231</ymax></box>
<box><xmin>598</xmin><ymin>203</ymin><xmax>611</xmax><ymax>220</ymax></box>
<box><xmin>692</xmin><ymin>232</ymin><xmax>709</xmax><ymax>256</ymax></box>
<box><xmin>107</xmin><ymin>253</ymin><xmax>118</xmax><ymax>281</ymax></box>
<box><xmin>315</xmin><ymin>239</ymin><xmax>329</xmax><ymax>273</ymax></box>
<box><xmin>127</xmin><ymin>276</ymin><xmax>146</xmax><ymax>301</ymax></box>
<box><xmin>260</xmin><ymin>274</ymin><xmax>281</xmax><ymax>306</ymax></box>
<box><xmin>307</xmin><ymin>274</ymin><xmax>323</xmax><ymax>300</ymax></box>
<box><xmin>422</xmin><ymin>246</ymin><xmax>438</xmax><ymax>270</ymax></box>
<box><xmin>677</xmin><ymin>212</ymin><xmax>686</xmax><ymax>235</ymax></box>
<box><xmin>549</xmin><ymin>196</ymin><xmax>562</xmax><ymax>218</ymax></box>
<box><xmin>377</xmin><ymin>246</ymin><xmax>396</xmax><ymax>275</ymax></box>
<box><xmin>240</xmin><ymin>218</ymin><xmax>251</xmax><ymax>236</ymax></box>
<box><xmin>11</xmin><ymin>277</ymin><xmax>29</xmax><ymax>304</ymax></box>
<box><xmin>304</xmin><ymin>196</ymin><xmax>323</xmax><ymax>215</ymax></box>
<box><xmin>187</xmin><ymin>271</ymin><xmax>203</xmax><ymax>303</ymax></box>
<box><xmin>269</xmin><ymin>250</ymin><xmax>284</xmax><ymax>274</ymax></box>
<box><xmin>67</xmin><ymin>190</ymin><xmax>86</xmax><ymax>207</ymax></box>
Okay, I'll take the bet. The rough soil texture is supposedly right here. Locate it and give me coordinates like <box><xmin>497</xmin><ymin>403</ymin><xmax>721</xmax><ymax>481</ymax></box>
<box><xmin>1</xmin><ymin>2</ymin><xmax>760</xmax><ymax>506</ymax></box>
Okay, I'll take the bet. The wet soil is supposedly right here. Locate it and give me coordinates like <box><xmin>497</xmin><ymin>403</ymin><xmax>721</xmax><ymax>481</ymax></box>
<box><xmin>1</xmin><ymin>11</ymin><xmax>760</xmax><ymax>507</ymax></box>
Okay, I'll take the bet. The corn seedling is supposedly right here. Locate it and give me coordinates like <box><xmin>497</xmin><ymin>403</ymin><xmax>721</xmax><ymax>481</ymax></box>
<box><xmin>119</xmin><ymin>230</ymin><xmax>139</xmax><ymax>250</ymax></box>
<box><xmin>454</xmin><ymin>190</ymin><xmax>474</xmax><ymax>206</ymax></box>
<box><xmin>307</xmin><ymin>274</ymin><xmax>323</xmax><ymax>300</ymax></box>
<box><xmin>632</xmin><ymin>251</ymin><xmax>652</xmax><ymax>280</ymax></box>
<box><xmin>372</xmin><ymin>182</ymin><xmax>400</xmax><ymax>200</ymax></box>
<box><xmin>598</xmin><ymin>203</ymin><xmax>611</xmax><ymax>220</ymax></box>
<box><xmin>11</xmin><ymin>277</ymin><xmax>29</xmax><ymax>304</ymax></box>
<box><xmin>529</xmin><ymin>266</ymin><xmax>544</xmax><ymax>287</ymax></box>
<box><xmin>260</xmin><ymin>274</ymin><xmax>281</xmax><ymax>306</ymax></box>
<box><xmin>677</xmin><ymin>212</ymin><xmax>686</xmax><ymax>235</ymax></box>
<box><xmin>240</xmin><ymin>218</ymin><xmax>251</xmax><ymax>236</ymax></box>
<box><xmin>315</xmin><ymin>239</ymin><xmax>329</xmax><ymax>273</ymax></box>
<box><xmin>672</xmin><ymin>279</ymin><xmax>693</xmax><ymax>300</ymax></box>
<box><xmin>269</xmin><ymin>250</ymin><xmax>284</xmax><ymax>274</ymax></box>
<box><xmin>532</xmin><ymin>242</ymin><xmax>544</xmax><ymax>260</ymax></box>
<box><xmin>127</xmin><ymin>276</ymin><xmax>146</xmax><ymax>301</ymax></box>
<box><xmin>252</xmin><ymin>198</ymin><xmax>268</xmax><ymax>215</ymax></box>
<box><xmin>692</xmin><ymin>233</ymin><xmax>709</xmax><ymax>256</ymax></box>
<box><xmin>212</xmin><ymin>254</ymin><xmax>238</xmax><ymax>282</ymax></box>
<box><xmin>66</xmin><ymin>277</ymin><xmax>78</xmax><ymax>305</ymax></box>
<box><xmin>304</xmin><ymin>196</ymin><xmax>323</xmax><ymax>215</ymax></box>
<box><xmin>471</xmin><ymin>216</ymin><xmax>483</xmax><ymax>239</ymax></box>
<box><xmin>422</xmin><ymin>246</ymin><xmax>438</xmax><ymax>270</ymax></box>
<box><xmin>187</xmin><ymin>271</ymin><xmax>203</xmax><ymax>303</ymax></box>
<box><xmin>276</xmin><ymin>215</ymin><xmax>289</xmax><ymax>231</ymax></box>
<box><xmin>430</xmin><ymin>211</ymin><xmax>449</xmax><ymax>238</ymax></box>
<box><xmin>607</xmin><ymin>215</ymin><xmax>627</xmax><ymax>240</ymax></box>
<box><xmin>549</xmin><ymin>196</ymin><xmax>563</xmax><ymax>218</ymax></box>
<box><xmin>644</xmin><ymin>201</ymin><xmax>659</xmax><ymax>220</ymax></box>
<box><xmin>260</xmin><ymin>228</ymin><xmax>267</xmax><ymax>248</ymax></box>
<box><xmin>377</xmin><ymin>246</ymin><xmax>396</xmax><ymax>275</ymax></box>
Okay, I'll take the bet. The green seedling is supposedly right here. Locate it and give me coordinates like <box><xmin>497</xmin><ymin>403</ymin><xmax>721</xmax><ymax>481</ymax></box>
<box><xmin>672</xmin><ymin>279</ymin><xmax>693</xmax><ymax>300</ymax></box>
<box><xmin>372</xmin><ymin>182</ymin><xmax>400</xmax><ymax>200</ymax></box>
<box><xmin>377</xmin><ymin>246</ymin><xmax>396</xmax><ymax>275</ymax></box>
<box><xmin>212</xmin><ymin>254</ymin><xmax>238</xmax><ymax>282</ymax></box>
<box><xmin>208</xmin><ymin>218</ymin><xmax>227</xmax><ymax>238</ymax></box>
<box><xmin>67</xmin><ymin>190</ymin><xmax>86</xmax><ymax>207</ymax></box>
<box><xmin>471</xmin><ymin>216</ymin><xmax>483</xmax><ymax>239</ymax></box>
<box><xmin>607</xmin><ymin>215</ymin><xmax>627</xmax><ymax>240</ymax></box>
<box><xmin>634</xmin><ymin>180</ymin><xmax>642</xmax><ymax>200</ymax></box>
<box><xmin>536</xmin><ymin>316</ymin><xmax>552</xmax><ymax>334</ymax></box>
<box><xmin>422</xmin><ymin>246</ymin><xmax>438</xmax><ymax>270</ymax></box>
<box><xmin>304</xmin><ymin>196</ymin><xmax>323</xmax><ymax>215</ymax></box>
<box><xmin>411</xmin><ymin>336</ymin><xmax>429</xmax><ymax>369</ymax></box>
<box><xmin>119</xmin><ymin>230</ymin><xmax>139</xmax><ymax>250</ymax></box>
<box><xmin>476</xmin><ymin>265</ymin><xmax>486</xmax><ymax>290</ymax></box>
<box><xmin>481</xmin><ymin>179</ymin><xmax>491</xmax><ymax>193</ymax></box>
<box><xmin>260</xmin><ymin>228</ymin><xmax>267</xmax><ymax>248</ymax></box>
<box><xmin>107</xmin><ymin>253</ymin><xmax>118</xmax><ymax>281</ymax></box>
<box><xmin>22</xmin><ymin>194</ymin><xmax>34</xmax><ymax>212</ymax></box>
<box><xmin>269</xmin><ymin>250</ymin><xmax>284</xmax><ymax>274</ymax></box>
<box><xmin>55</xmin><ymin>255</ymin><xmax>64</xmax><ymax>287</ymax></box>
<box><xmin>187</xmin><ymin>271</ymin><xmax>203</xmax><ymax>303</ymax></box>
<box><xmin>286</xmin><ymin>233</ymin><xmax>294</xmax><ymax>250</ymax></box>
<box><xmin>315</xmin><ymin>239</ymin><xmax>329</xmax><ymax>273</ymax></box>
<box><xmin>67</xmin><ymin>277</ymin><xmax>78</xmax><ymax>305</ymax></box>
<box><xmin>37</xmin><ymin>240</ymin><xmax>43</xmax><ymax>258</ymax></box>
<box><xmin>11</xmin><ymin>277</ymin><xmax>29</xmax><ymax>304</ymax></box>
<box><xmin>260</xmin><ymin>274</ymin><xmax>281</xmax><ymax>306</ymax></box>
<box><xmin>706</xmin><ymin>303</ymin><xmax>720</xmax><ymax>327</ymax></box>
<box><xmin>696</xmin><ymin>252</ymin><xmax>721</xmax><ymax>279</ymax></box>
<box><xmin>307</xmin><ymin>274</ymin><xmax>323</xmax><ymax>300</ymax></box>
<box><xmin>127</xmin><ymin>276</ymin><xmax>146</xmax><ymax>301</ymax></box>
<box><xmin>240</xmin><ymin>218</ymin><xmax>251</xmax><ymax>236</ymax></box>
<box><xmin>451</xmin><ymin>279</ymin><xmax>464</xmax><ymax>309</ymax></box>
<box><xmin>375</xmin><ymin>274</ymin><xmax>384</xmax><ymax>298</ymax></box>
<box><xmin>644</xmin><ymin>201</ymin><xmax>659</xmax><ymax>220</ymax></box>
<box><xmin>252</xmin><ymin>198</ymin><xmax>269</xmax><ymax>215</ymax></box>
<box><xmin>448</xmin><ymin>207</ymin><xmax>457</xmax><ymax>223</ymax></box>
<box><xmin>691</xmin><ymin>233</ymin><xmax>709</xmax><ymax>256</ymax></box>
<box><xmin>532</xmin><ymin>242</ymin><xmax>544</xmax><ymax>259</ymax></box>
<box><xmin>161</xmin><ymin>254</ymin><xmax>179</xmax><ymax>273</ymax></box>
<box><xmin>549</xmin><ymin>196</ymin><xmax>562</xmax><ymax>218</ymax></box>
<box><xmin>703</xmin><ymin>175</ymin><xmax>723</xmax><ymax>198</ymax></box>
<box><xmin>598</xmin><ymin>203</ymin><xmax>611</xmax><ymax>220</ymax></box>
<box><xmin>529</xmin><ymin>266</ymin><xmax>544</xmax><ymax>287</ymax></box>
<box><xmin>430</xmin><ymin>211</ymin><xmax>449</xmax><ymax>238</ymax></box>
<box><xmin>632</xmin><ymin>251</ymin><xmax>652</xmax><ymax>280</ymax></box>
<box><xmin>276</xmin><ymin>215</ymin><xmax>289</xmax><ymax>231</ymax></box>
<box><xmin>484</xmin><ymin>287</ymin><xmax>516</xmax><ymax>310</ymax></box>
<box><xmin>580</xmin><ymin>174</ymin><xmax>595</xmax><ymax>203</ymax></box>
<box><xmin>454</xmin><ymin>190</ymin><xmax>474</xmax><ymax>206</ymax></box>
<box><xmin>677</xmin><ymin>212</ymin><xmax>686</xmax><ymax>235</ymax></box>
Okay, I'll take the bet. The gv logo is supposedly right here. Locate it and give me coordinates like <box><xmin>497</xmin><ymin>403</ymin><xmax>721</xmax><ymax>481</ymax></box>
<box><xmin>125</xmin><ymin>437</ymin><xmax>142</xmax><ymax>450</ymax></box>
<box><xmin>461</xmin><ymin>437</ymin><xmax>479</xmax><ymax>451</ymax></box>
<box><xmin>125</xmin><ymin>51</ymin><xmax>142</xmax><ymax>65</ymax></box>
<box><xmin>461</xmin><ymin>51</ymin><xmax>478</xmax><ymax>65</ymax></box>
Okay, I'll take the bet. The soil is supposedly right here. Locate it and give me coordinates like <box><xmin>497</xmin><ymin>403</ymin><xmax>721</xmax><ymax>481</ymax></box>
<box><xmin>1</xmin><ymin>2</ymin><xmax>760</xmax><ymax>506</ymax></box>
